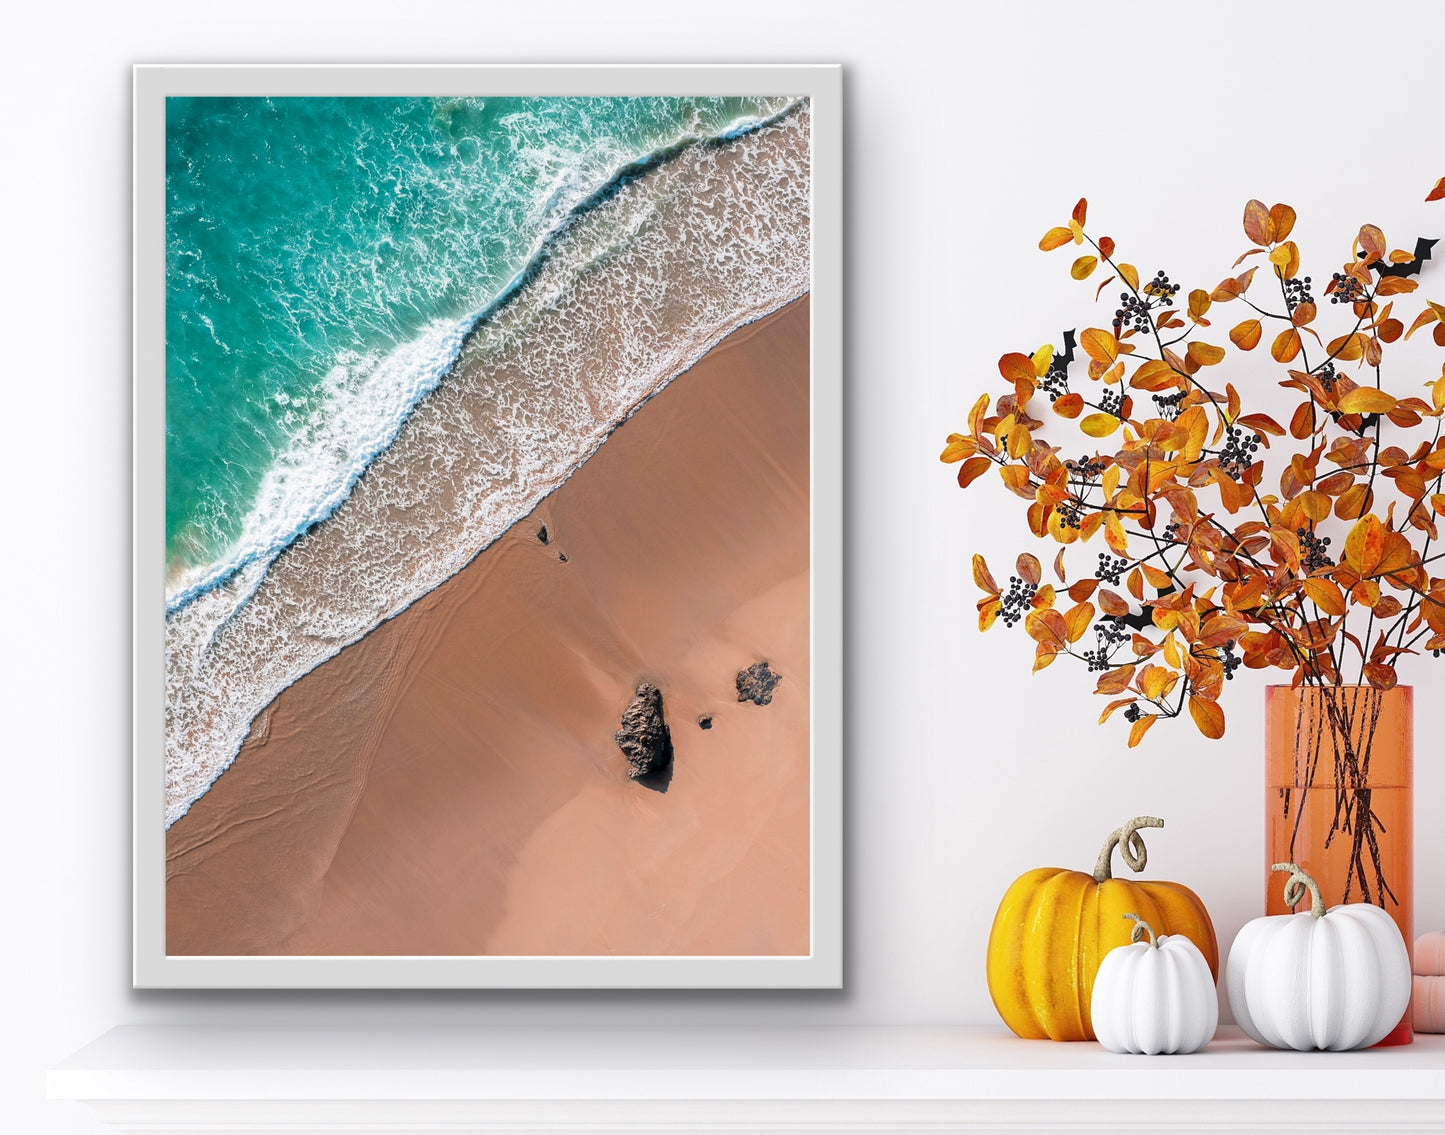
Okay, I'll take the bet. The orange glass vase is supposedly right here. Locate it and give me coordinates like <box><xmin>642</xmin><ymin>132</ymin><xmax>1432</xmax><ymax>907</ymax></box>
<box><xmin>1265</xmin><ymin>684</ymin><xmax>1413</xmax><ymax>1046</ymax></box>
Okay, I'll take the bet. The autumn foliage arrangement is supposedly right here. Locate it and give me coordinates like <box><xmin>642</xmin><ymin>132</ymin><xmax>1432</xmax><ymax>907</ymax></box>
<box><xmin>943</xmin><ymin>179</ymin><xmax>1445</xmax><ymax>749</ymax></box>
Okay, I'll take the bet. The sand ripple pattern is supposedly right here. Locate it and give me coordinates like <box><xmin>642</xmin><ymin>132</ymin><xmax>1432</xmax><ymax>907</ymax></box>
<box><xmin>164</xmin><ymin>106</ymin><xmax>812</xmax><ymax>826</ymax></box>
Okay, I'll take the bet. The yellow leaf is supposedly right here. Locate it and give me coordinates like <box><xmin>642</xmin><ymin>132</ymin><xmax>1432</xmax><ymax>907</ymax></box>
<box><xmin>1186</xmin><ymin>341</ymin><xmax>1226</xmax><ymax>367</ymax></box>
<box><xmin>1337</xmin><ymin>387</ymin><xmax>1397</xmax><ymax>415</ymax></box>
<box><xmin>1344</xmin><ymin>514</ymin><xmax>1385</xmax><ymax>575</ymax></box>
<box><xmin>1269</xmin><ymin>240</ymin><xmax>1300</xmax><ymax>280</ymax></box>
<box><xmin>1071</xmin><ymin>255</ymin><xmax>1099</xmax><ymax>280</ymax></box>
<box><xmin>1081</xmin><ymin>412</ymin><xmax>1121</xmax><ymax>438</ymax></box>
<box><xmin>1118</xmin><ymin>263</ymin><xmax>1140</xmax><ymax>292</ymax></box>
<box><xmin>1189</xmin><ymin>696</ymin><xmax>1226</xmax><ymax>739</ymax></box>
<box><xmin>1031</xmin><ymin>344</ymin><xmax>1055</xmax><ymax>376</ymax></box>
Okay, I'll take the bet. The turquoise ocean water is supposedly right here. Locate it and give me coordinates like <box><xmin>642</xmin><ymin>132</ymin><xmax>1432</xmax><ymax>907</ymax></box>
<box><xmin>165</xmin><ymin>95</ymin><xmax>792</xmax><ymax>611</ymax></box>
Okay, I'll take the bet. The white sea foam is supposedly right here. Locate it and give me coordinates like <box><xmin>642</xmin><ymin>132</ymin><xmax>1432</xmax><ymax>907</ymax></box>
<box><xmin>164</xmin><ymin>104</ymin><xmax>812</xmax><ymax>826</ymax></box>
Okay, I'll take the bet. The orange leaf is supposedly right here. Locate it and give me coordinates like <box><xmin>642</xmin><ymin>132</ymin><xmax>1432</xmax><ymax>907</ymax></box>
<box><xmin>972</xmin><ymin>554</ymin><xmax>1000</xmax><ymax>594</ymax></box>
<box><xmin>1188</xmin><ymin>289</ymin><xmax>1212</xmax><ymax>324</ymax></box>
<box><xmin>1238</xmin><ymin>413</ymin><xmax>1285</xmax><ymax>436</ymax></box>
<box><xmin>1230</xmin><ymin>319</ymin><xmax>1263</xmax><ymax>350</ymax></box>
<box><xmin>956</xmin><ymin>456</ymin><xmax>992</xmax><ymax>488</ymax></box>
<box><xmin>1053</xmin><ymin>392</ymin><xmax>1085</xmax><ymax>419</ymax></box>
<box><xmin>1428</xmin><ymin>177</ymin><xmax>1445</xmax><ymax>203</ymax></box>
<box><xmin>1072</xmin><ymin>197</ymin><xmax>1088</xmax><ymax>226</ymax></box>
<box><xmin>1099</xmin><ymin>695</ymin><xmax>1136</xmax><ymax>723</ymax></box>
<box><xmin>1071</xmin><ymin>255</ymin><xmax>1099</xmax><ymax>280</ymax></box>
<box><xmin>1302</xmin><ymin>577</ymin><xmax>1346</xmax><ymax>616</ymax></box>
<box><xmin>1064</xmin><ymin>601</ymin><xmax>1095</xmax><ymax>644</ymax></box>
<box><xmin>1040</xmin><ymin>226</ymin><xmax>1074</xmax><ymax>251</ymax></box>
<box><xmin>1337</xmin><ymin>387</ymin><xmax>1397</xmax><ymax>415</ymax></box>
<box><xmin>1189</xmin><ymin>696</ymin><xmax>1226</xmax><ymax>739</ymax></box>
<box><xmin>1118</xmin><ymin>263</ymin><xmax>1140</xmax><ymax>292</ymax></box>
<box><xmin>1271</xmin><ymin>328</ymin><xmax>1302</xmax><ymax>363</ymax></box>
<box><xmin>1376</xmin><ymin>276</ymin><xmax>1418</xmax><ymax>296</ymax></box>
<box><xmin>1357</xmin><ymin>224</ymin><xmax>1387</xmax><ymax>264</ymax></box>
<box><xmin>1017</xmin><ymin>553</ymin><xmax>1042</xmax><ymax>586</ymax></box>
<box><xmin>1335</xmin><ymin>483</ymin><xmax>1374</xmax><ymax>520</ymax></box>
<box><xmin>1243</xmin><ymin>199</ymin><xmax>1273</xmax><ymax>246</ymax></box>
<box><xmin>1130</xmin><ymin>358</ymin><xmax>1180</xmax><ymax>392</ymax></box>
<box><xmin>1269</xmin><ymin>203</ymin><xmax>1297</xmax><ymax>241</ymax></box>
<box><xmin>1053</xmin><ymin>548</ymin><xmax>1068</xmax><ymax>584</ymax></box>
<box><xmin>1080</xmin><ymin>327</ymin><xmax>1120</xmax><ymax>364</ymax></box>
<box><xmin>1127</xmin><ymin>714</ymin><xmax>1157</xmax><ymax>748</ymax></box>
<box><xmin>1364</xmin><ymin>662</ymin><xmax>1398</xmax><ymax>691</ymax></box>
<box><xmin>1097</xmin><ymin>588</ymin><xmax>1130</xmax><ymax>616</ymax></box>
<box><xmin>998</xmin><ymin>352</ymin><xmax>1036</xmax><ymax>384</ymax></box>
<box><xmin>1344</xmin><ymin>514</ymin><xmax>1386</xmax><ymax>575</ymax></box>
<box><xmin>1098</xmin><ymin>236</ymin><xmax>1116</xmax><ymax>260</ymax></box>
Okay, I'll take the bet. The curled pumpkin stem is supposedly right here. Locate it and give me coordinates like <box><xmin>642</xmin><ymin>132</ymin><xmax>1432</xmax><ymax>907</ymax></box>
<box><xmin>1272</xmin><ymin>861</ymin><xmax>1326</xmax><ymax>918</ymax></box>
<box><xmin>1094</xmin><ymin>816</ymin><xmax>1164</xmax><ymax>882</ymax></box>
<box><xmin>1123</xmin><ymin>912</ymin><xmax>1158</xmax><ymax>948</ymax></box>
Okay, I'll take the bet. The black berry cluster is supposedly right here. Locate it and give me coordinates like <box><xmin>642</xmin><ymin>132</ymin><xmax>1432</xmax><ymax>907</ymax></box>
<box><xmin>1296</xmin><ymin>526</ymin><xmax>1335</xmax><ymax>572</ymax></box>
<box><xmin>1284</xmin><ymin>275</ymin><xmax>1314</xmax><ymax>312</ymax></box>
<box><xmin>1152</xmin><ymin>391</ymin><xmax>1186</xmax><ymax>421</ymax></box>
<box><xmin>1218</xmin><ymin>425</ymin><xmax>1261</xmax><ymax>478</ymax></box>
<box><xmin>1096</xmin><ymin>552</ymin><xmax>1130</xmax><ymax>584</ymax></box>
<box><xmin>1040</xmin><ymin>364</ymin><xmax>1071</xmax><ymax>403</ymax></box>
<box><xmin>1056</xmin><ymin>499</ymin><xmax>1085</xmax><ymax>530</ymax></box>
<box><xmin>1000</xmin><ymin>575</ymin><xmax>1038</xmax><ymax>627</ymax></box>
<box><xmin>1161</xmin><ymin>521</ymin><xmax>1182</xmax><ymax>542</ymax></box>
<box><xmin>1329</xmin><ymin>272</ymin><xmax>1367</xmax><ymax>305</ymax></box>
<box><xmin>1066</xmin><ymin>454</ymin><xmax>1108</xmax><ymax>481</ymax></box>
<box><xmin>1315</xmin><ymin>360</ymin><xmax>1337</xmax><ymax>394</ymax></box>
<box><xmin>1220</xmin><ymin>639</ymin><xmax>1242</xmax><ymax>681</ymax></box>
<box><xmin>1144</xmin><ymin>269</ymin><xmax>1181</xmax><ymax>302</ymax></box>
<box><xmin>1082</xmin><ymin>616</ymin><xmax>1130</xmax><ymax>672</ymax></box>
<box><xmin>1113</xmin><ymin>292</ymin><xmax>1155</xmax><ymax>335</ymax></box>
<box><xmin>1096</xmin><ymin>388</ymin><xmax>1124</xmax><ymax>418</ymax></box>
<box><xmin>1123</xmin><ymin>703</ymin><xmax>1146</xmax><ymax>723</ymax></box>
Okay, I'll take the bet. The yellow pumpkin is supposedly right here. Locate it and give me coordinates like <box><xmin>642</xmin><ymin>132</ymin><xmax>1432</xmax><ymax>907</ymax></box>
<box><xmin>986</xmin><ymin>816</ymin><xmax>1219</xmax><ymax>1041</ymax></box>
<box><xmin>1413</xmin><ymin>929</ymin><xmax>1445</xmax><ymax>1034</ymax></box>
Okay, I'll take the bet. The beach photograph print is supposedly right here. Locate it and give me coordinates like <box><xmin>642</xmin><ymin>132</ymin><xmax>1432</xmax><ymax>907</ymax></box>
<box><xmin>158</xmin><ymin>82</ymin><xmax>818</xmax><ymax>969</ymax></box>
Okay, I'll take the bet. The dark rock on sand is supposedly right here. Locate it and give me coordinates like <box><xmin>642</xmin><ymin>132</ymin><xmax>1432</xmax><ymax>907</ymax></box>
<box><xmin>736</xmin><ymin>661</ymin><xmax>781</xmax><ymax>706</ymax></box>
<box><xmin>537</xmin><ymin>525</ymin><xmax>549</xmax><ymax>545</ymax></box>
<box><xmin>697</xmin><ymin>714</ymin><xmax>713</xmax><ymax>730</ymax></box>
<box><xmin>615</xmin><ymin>683</ymin><xmax>673</xmax><ymax>780</ymax></box>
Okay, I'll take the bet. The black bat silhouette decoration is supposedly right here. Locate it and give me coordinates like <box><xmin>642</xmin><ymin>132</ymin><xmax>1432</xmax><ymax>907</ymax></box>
<box><xmin>1119</xmin><ymin>587</ymin><xmax>1177</xmax><ymax>631</ymax></box>
<box><xmin>1055</xmin><ymin>328</ymin><xmax>1078</xmax><ymax>374</ymax></box>
<box><xmin>1372</xmin><ymin>236</ymin><xmax>1438</xmax><ymax>278</ymax></box>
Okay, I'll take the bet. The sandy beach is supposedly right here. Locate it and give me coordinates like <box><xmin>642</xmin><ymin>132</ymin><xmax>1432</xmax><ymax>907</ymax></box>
<box><xmin>166</xmin><ymin>295</ymin><xmax>812</xmax><ymax>956</ymax></box>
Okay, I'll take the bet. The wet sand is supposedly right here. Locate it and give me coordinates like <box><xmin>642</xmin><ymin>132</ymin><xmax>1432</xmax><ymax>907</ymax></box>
<box><xmin>165</xmin><ymin>295</ymin><xmax>812</xmax><ymax>956</ymax></box>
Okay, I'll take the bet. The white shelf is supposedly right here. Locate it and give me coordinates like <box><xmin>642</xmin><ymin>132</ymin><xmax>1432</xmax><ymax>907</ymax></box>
<box><xmin>49</xmin><ymin>1024</ymin><xmax>1445</xmax><ymax>1133</ymax></box>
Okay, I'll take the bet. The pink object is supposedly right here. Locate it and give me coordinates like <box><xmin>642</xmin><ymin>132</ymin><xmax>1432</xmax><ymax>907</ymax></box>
<box><xmin>1413</xmin><ymin>931</ymin><xmax>1445</xmax><ymax>1034</ymax></box>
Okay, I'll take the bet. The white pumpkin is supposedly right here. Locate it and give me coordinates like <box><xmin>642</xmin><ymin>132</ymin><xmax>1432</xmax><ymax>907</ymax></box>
<box><xmin>1090</xmin><ymin>913</ymin><xmax>1218</xmax><ymax>1054</ymax></box>
<box><xmin>1225</xmin><ymin>862</ymin><xmax>1411</xmax><ymax>1051</ymax></box>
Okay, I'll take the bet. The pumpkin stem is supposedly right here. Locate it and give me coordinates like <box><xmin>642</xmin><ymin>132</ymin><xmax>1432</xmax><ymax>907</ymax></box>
<box><xmin>1272</xmin><ymin>861</ymin><xmax>1326</xmax><ymax>919</ymax></box>
<box><xmin>1123</xmin><ymin>913</ymin><xmax>1158</xmax><ymax>948</ymax></box>
<box><xmin>1093</xmin><ymin>816</ymin><xmax>1164</xmax><ymax>883</ymax></box>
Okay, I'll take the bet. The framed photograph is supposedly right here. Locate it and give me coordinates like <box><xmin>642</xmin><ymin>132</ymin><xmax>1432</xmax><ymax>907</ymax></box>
<box><xmin>134</xmin><ymin>64</ymin><xmax>841</xmax><ymax>987</ymax></box>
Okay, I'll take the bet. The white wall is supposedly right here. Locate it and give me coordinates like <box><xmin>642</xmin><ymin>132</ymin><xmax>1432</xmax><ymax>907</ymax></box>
<box><xmin>5</xmin><ymin>1</ymin><xmax>1443</xmax><ymax>1129</ymax></box>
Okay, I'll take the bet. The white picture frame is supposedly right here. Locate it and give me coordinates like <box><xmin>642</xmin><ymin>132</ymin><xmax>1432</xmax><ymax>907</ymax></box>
<box><xmin>133</xmin><ymin>63</ymin><xmax>842</xmax><ymax>988</ymax></box>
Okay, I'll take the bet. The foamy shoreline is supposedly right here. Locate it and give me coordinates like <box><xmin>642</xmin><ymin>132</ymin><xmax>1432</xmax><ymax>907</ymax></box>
<box><xmin>164</xmin><ymin>104</ymin><xmax>812</xmax><ymax>826</ymax></box>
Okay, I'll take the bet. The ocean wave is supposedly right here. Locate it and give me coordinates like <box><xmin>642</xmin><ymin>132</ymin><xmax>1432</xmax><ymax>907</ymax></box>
<box><xmin>164</xmin><ymin>102</ymin><xmax>812</xmax><ymax>827</ymax></box>
<box><xmin>165</xmin><ymin>98</ymin><xmax>805</xmax><ymax>617</ymax></box>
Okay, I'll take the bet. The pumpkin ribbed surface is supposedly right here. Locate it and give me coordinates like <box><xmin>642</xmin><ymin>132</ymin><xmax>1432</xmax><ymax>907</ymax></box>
<box><xmin>986</xmin><ymin>868</ymin><xmax>1219</xmax><ymax>1041</ymax></box>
